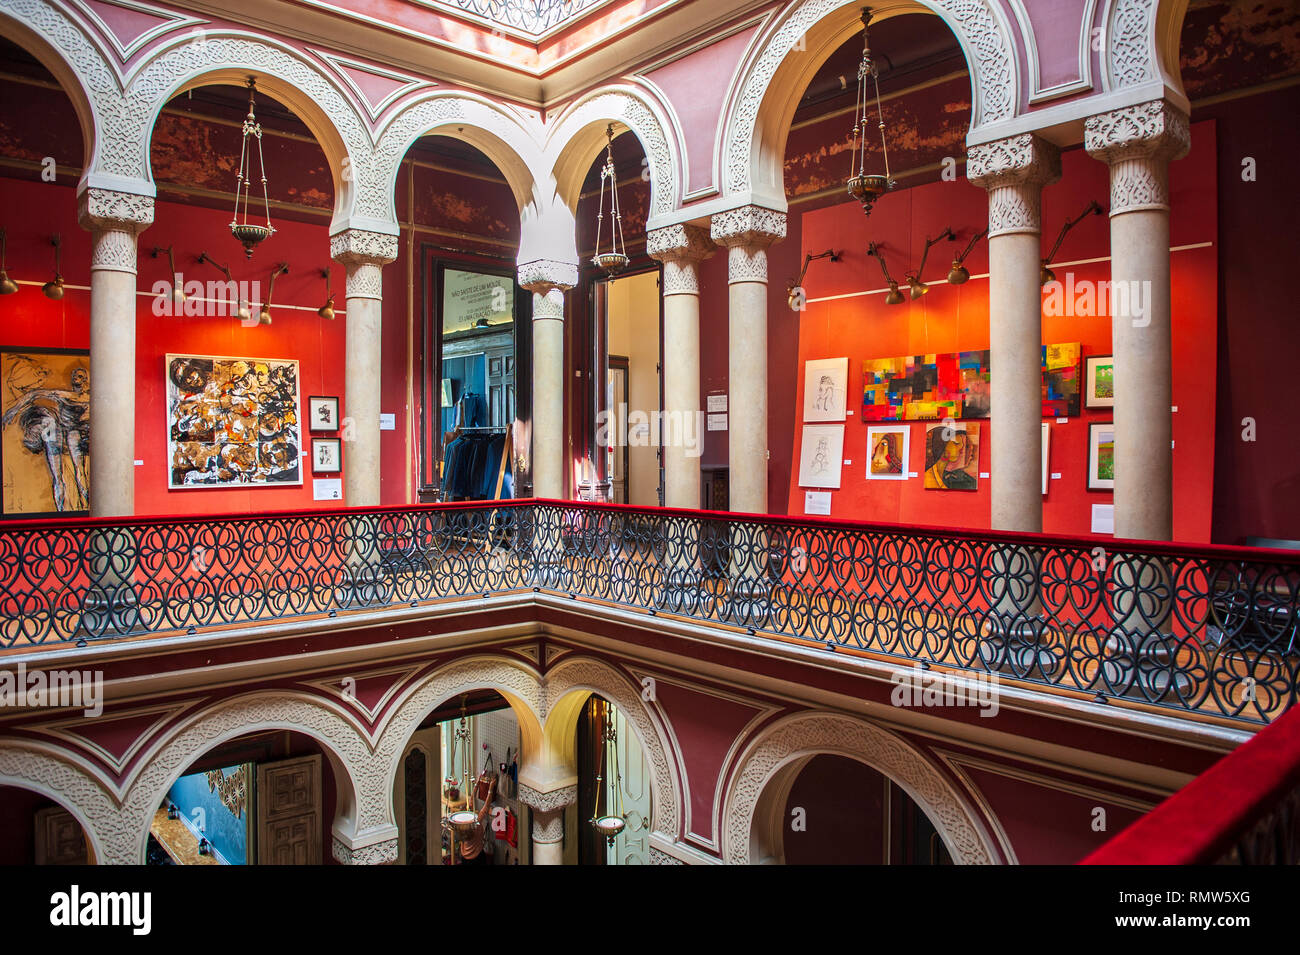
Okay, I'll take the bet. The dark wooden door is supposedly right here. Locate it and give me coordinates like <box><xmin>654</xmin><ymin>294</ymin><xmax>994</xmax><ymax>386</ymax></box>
<box><xmin>256</xmin><ymin>754</ymin><xmax>322</xmax><ymax>865</ymax></box>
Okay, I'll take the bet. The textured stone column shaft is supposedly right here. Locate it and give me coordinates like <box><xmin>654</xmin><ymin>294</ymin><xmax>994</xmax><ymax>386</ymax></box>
<box><xmin>530</xmin><ymin>289</ymin><xmax>566</xmax><ymax>499</ymax></box>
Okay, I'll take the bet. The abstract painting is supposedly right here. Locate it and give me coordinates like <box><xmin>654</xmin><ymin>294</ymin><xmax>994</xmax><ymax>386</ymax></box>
<box><xmin>803</xmin><ymin>357</ymin><xmax>849</xmax><ymax>422</ymax></box>
<box><xmin>0</xmin><ymin>349</ymin><xmax>90</xmax><ymax>516</ymax></box>
<box><xmin>923</xmin><ymin>422</ymin><xmax>980</xmax><ymax>490</ymax></box>
<box><xmin>862</xmin><ymin>351</ymin><xmax>990</xmax><ymax>422</ymax></box>
<box><xmin>1085</xmin><ymin>354</ymin><xmax>1114</xmax><ymax>409</ymax></box>
<box><xmin>866</xmin><ymin>425</ymin><xmax>909</xmax><ymax>481</ymax></box>
<box><xmin>798</xmin><ymin>424</ymin><xmax>844</xmax><ymax>489</ymax></box>
<box><xmin>166</xmin><ymin>354</ymin><xmax>302</xmax><ymax>489</ymax></box>
<box><xmin>1087</xmin><ymin>422</ymin><xmax>1115</xmax><ymax>491</ymax></box>
<box><xmin>1042</xmin><ymin>343</ymin><xmax>1081</xmax><ymax>417</ymax></box>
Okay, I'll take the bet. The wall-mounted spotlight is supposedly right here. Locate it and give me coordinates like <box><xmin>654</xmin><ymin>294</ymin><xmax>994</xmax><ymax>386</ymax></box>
<box><xmin>866</xmin><ymin>242</ymin><xmax>905</xmax><ymax>305</ymax></box>
<box><xmin>41</xmin><ymin>235</ymin><xmax>63</xmax><ymax>300</ymax></box>
<box><xmin>258</xmin><ymin>262</ymin><xmax>289</xmax><ymax>325</ymax></box>
<box><xmin>1041</xmin><ymin>200</ymin><xmax>1102</xmax><ymax>285</ymax></box>
<box><xmin>0</xmin><ymin>229</ymin><xmax>17</xmax><ymax>295</ymax></box>
<box><xmin>904</xmin><ymin>227</ymin><xmax>954</xmax><ymax>299</ymax></box>
<box><xmin>317</xmin><ymin>267</ymin><xmax>335</xmax><ymax>320</ymax></box>
<box><xmin>152</xmin><ymin>246</ymin><xmax>186</xmax><ymax>304</ymax></box>
<box><xmin>947</xmin><ymin>228</ymin><xmax>988</xmax><ymax>285</ymax></box>
<box><xmin>786</xmin><ymin>249</ymin><xmax>841</xmax><ymax>310</ymax></box>
<box><xmin>198</xmin><ymin>252</ymin><xmax>251</xmax><ymax>322</ymax></box>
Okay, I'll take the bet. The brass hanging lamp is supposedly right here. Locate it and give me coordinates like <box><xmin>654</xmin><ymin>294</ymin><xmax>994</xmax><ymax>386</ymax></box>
<box><xmin>231</xmin><ymin>77</ymin><xmax>276</xmax><ymax>259</ymax></box>
<box><xmin>591</xmin><ymin>124</ymin><xmax>629</xmax><ymax>276</ymax></box>
<box><xmin>591</xmin><ymin>699</ymin><xmax>627</xmax><ymax>846</ymax></box>
<box><xmin>846</xmin><ymin>8</ymin><xmax>895</xmax><ymax>216</ymax></box>
<box><xmin>442</xmin><ymin>697</ymin><xmax>480</xmax><ymax>838</ymax></box>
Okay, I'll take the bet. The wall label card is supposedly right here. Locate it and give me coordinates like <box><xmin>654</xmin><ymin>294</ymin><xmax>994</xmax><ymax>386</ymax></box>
<box><xmin>707</xmin><ymin>413</ymin><xmax>728</xmax><ymax>432</ymax></box>
<box><xmin>313</xmin><ymin>478</ymin><xmax>342</xmax><ymax>501</ymax></box>
<box><xmin>804</xmin><ymin>491</ymin><xmax>831</xmax><ymax>515</ymax></box>
<box><xmin>379</xmin><ymin>413</ymin><xmax>396</xmax><ymax>431</ymax></box>
<box><xmin>707</xmin><ymin>394</ymin><xmax>727</xmax><ymax>413</ymax></box>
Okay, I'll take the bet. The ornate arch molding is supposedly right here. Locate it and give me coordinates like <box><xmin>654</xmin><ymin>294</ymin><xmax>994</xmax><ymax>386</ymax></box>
<box><xmin>546</xmin><ymin>85</ymin><xmax>682</xmax><ymax>220</ymax></box>
<box><xmin>542</xmin><ymin>657</ymin><xmax>682</xmax><ymax>839</ymax></box>
<box><xmin>373</xmin><ymin>92</ymin><xmax>543</xmax><ymax>217</ymax></box>
<box><xmin>1103</xmin><ymin>0</ymin><xmax>1189</xmax><ymax>99</ymax></box>
<box><xmin>721</xmin><ymin>711</ymin><xmax>1000</xmax><ymax>865</ymax></box>
<box><xmin>0</xmin><ymin>743</ymin><xmax>120</xmax><ymax>863</ymax></box>
<box><xmin>122</xmin><ymin>691</ymin><xmax>372</xmax><ymax>864</ymax></box>
<box><xmin>118</xmin><ymin>32</ymin><xmax>379</xmax><ymax>233</ymax></box>
<box><xmin>723</xmin><ymin>0</ymin><xmax>1020</xmax><ymax>199</ymax></box>
<box><xmin>374</xmin><ymin>655</ymin><xmax>546</xmax><ymax>804</ymax></box>
<box><xmin>0</xmin><ymin>0</ymin><xmax>120</xmax><ymax>180</ymax></box>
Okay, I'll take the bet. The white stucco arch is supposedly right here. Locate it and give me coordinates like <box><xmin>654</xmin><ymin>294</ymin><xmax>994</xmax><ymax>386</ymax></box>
<box><xmin>722</xmin><ymin>0</ymin><xmax>1021</xmax><ymax>208</ymax></box>
<box><xmin>541</xmin><ymin>656</ymin><xmax>683</xmax><ymax>840</ymax></box>
<box><xmin>721</xmin><ymin>710</ymin><xmax>1001</xmax><ymax>864</ymax></box>
<box><xmin>1101</xmin><ymin>0</ymin><xmax>1189</xmax><ymax>103</ymax></box>
<box><xmin>0</xmin><ymin>742</ymin><xmax>119</xmax><ymax>863</ymax></box>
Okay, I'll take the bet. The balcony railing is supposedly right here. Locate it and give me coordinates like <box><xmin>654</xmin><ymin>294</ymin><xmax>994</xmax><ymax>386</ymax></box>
<box><xmin>0</xmin><ymin>500</ymin><xmax>1297</xmax><ymax>724</ymax></box>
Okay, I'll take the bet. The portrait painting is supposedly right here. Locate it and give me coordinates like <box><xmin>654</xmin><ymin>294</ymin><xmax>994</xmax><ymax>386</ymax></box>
<box><xmin>866</xmin><ymin>425</ymin><xmax>909</xmax><ymax>481</ymax></box>
<box><xmin>798</xmin><ymin>424</ymin><xmax>845</xmax><ymax>489</ymax></box>
<box><xmin>0</xmin><ymin>349</ymin><xmax>90</xmax><ymax>516</ymax></box>
<box><xmin>923</xmin><ymin>422</ymin><xmax>980</xmax><ymax>490</ymax></box>
<box><xmin>166</xmin><ymin>354</ymin><xmax>302</xmax><ymax>489</ymax></box>
<box><xmin>803</xmin><ymin>357</ymin><xmax>849</xmax><ymax>422</ymax></box>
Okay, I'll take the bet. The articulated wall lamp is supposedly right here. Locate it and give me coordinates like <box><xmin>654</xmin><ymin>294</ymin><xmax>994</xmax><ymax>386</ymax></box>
<box><xmin>258</xmin><ymin>262</ymin><xmax>289</xmax><ymax>325</ymax></box>
<box><xmin>846</xmin><ymin>7</ymin><xmax>895</xmax><ymax>216</ymax></box>
<box><xmin>867</xmin><ymin>242</ymin><xmax>905</xmax><ymax>305</ymax></box>
<box><xmin>317</xmin><ymin>268</ymin><xmax>335</xmax><ymax>320</ymax></box>
<box><xmin>42</xmin><ymin>235</ymin><xmax>63</xmax><ymax>300</ymax></box>
<box><xmin>0</xmin><ymin>230</ymin><xmax>17</xmax><ymax>295</ymax></box>
<box><xmin>905</xmin><ymin>228</ymin><xmax>955</xmax><ymax>299</ymax></box>
<box><xmin>198</xmin><ymin>252</ymin><xmax>252</xmax><ymax>322</ymax></box>
<box><xmin>787</xmin><ymin>249</ymin><xmax>841</xmax><ymax>310</ymax></box>
<box><xmin>152</xmin><ymin>246</ymin><xmax>186</xmax><ymax>304</ymax></box>
<box><xmin>947</xmin><ymin>228</ymin><xmax>988</xmax><ymax>285</ymax></box>
<box><xmin>1041</xmin><ymin>200</ymin><xmax>1102</xmax><ymax>285</ymax></box>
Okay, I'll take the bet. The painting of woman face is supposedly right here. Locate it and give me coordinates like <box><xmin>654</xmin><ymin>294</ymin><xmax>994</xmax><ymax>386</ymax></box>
<box><xmin>865</xmin><ymin>426</ymin><xmax>909</xmax><ymax>481</ymax></box>
<box><xmin>923</xmin><ymin>422</ymin><xmax>979</xmax><ymax>490</ymax></box>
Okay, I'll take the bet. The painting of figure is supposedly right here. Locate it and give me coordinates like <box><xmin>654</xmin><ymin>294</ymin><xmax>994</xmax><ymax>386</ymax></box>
<box><xmin>0</xmin><ymin>350</ymin><xmax>90</xmax><ymax>516</ymax></box>
<box><xmin>866</xmin><ymin>425</ymin><xmax>909</xmax><ymax>481</ymax></box>
<box><xmin>803</xmin><ymin>357</ymin><xmax>848</xmax><ymax>422</ymax></box>
<box><xmin>923</xmin><ymin>422</ymin><xmax>980</xmax><ymax>490</ymax></box>
<box><xmin>166</xmin><ymin>354</ymin><xmax>302</xmax><ymax>488</ymax></box>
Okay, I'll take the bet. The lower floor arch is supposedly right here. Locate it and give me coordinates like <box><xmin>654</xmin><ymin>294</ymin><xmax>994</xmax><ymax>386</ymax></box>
<box><xmin>721</xmin><ymin>711</ymin><xmax>1002</xmax><ymax>865</ymax></box>
<box><xmin>0</xmin><ymin>780</ymin><xmax>98</xmax><ymax>863</ymax></box>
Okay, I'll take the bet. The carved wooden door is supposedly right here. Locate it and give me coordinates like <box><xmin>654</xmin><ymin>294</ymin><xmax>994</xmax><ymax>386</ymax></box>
<box><xmin>34</xmin><ymin>806</ymin><xmax>87</xmax><ymax>864</ymax></box>
<box><xmin>256</xmin><ymin>754</ymin><xmax>322</xmax><ymax>865</ymax></box>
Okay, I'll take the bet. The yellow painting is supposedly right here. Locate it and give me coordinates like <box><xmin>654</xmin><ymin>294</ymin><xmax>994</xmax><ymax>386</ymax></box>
<box><xmin>0</xmin><ymin>350</ymin><xmax>90</xmax><ymax>516</ymax></box>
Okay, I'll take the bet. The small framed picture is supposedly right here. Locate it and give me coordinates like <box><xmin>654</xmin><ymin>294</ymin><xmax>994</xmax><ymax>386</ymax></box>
<box><xmin>1084</xmin><ymin>355</ymin><xmax>1114</xmax><ymax>409</ymax></box>
<box><xmin>309</xmin><ymin>395</ymin><xmax>339</xmax><ymax>431</ymax></box>
<box><xmin>1041</xmin><ymin>421</ymin><xmax>1050</xmax><ymax>495</ymax></box>
<box><xmin>312</xmin><ymin>437</ymin><xmax>341</xmax><ymax>474</ymax></box>
<box><xmin>866</xmin><ymin>425</ymin><xmax>909</xmax><ymax>480</ymax></box>
<box><xmin>1087</xmin><ymin>421</ymin><xmax>1114</xmax><ymax>491</ymax></box>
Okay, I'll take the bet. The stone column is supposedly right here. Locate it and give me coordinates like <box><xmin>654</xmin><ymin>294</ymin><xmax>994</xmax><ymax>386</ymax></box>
<box><xmin>518</xmin><ymin>783</ymin><xmax>577</xmax><ymax>866</ymax></box>
<box><xmin>518</xmin><ymin>259</ymin><xmax>577</xmax><ymax>500</ymax></box>
<box><xmin>78</xmin><ymin>188</ymin><xmax>153</xmax><ymax>517</ymax></box>
<box><xmin>1085</xmin><ymin>100</ymin><xmax>1190</xmax><ymax>542</ymax></box>
<box><xmin>330</xmin><ymin>229</ymin><xmax>398</xmax><ymax>508</ymax></box>
<box><xmin>967</xmin><ymin>134</ymin><xmax>1060</xmax><ymax>534</ymax></box>
<box><xmin>709</xmin><ymin>206</ymin><xmax>786</xmax><ymax>515</ymax></box>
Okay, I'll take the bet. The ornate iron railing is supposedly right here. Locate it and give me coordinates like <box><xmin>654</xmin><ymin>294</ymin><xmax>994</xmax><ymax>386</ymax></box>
<box><xmin>0</xmin><ymin>500</ymin><xmax>1297</xmax><ymax>724</ymax></box>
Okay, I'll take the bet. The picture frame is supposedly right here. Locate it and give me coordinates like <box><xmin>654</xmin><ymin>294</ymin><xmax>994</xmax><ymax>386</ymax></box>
<box><xmin>798</xmin><ymin>424</ymin><xmax>845</xmax><ymax>489</ymax></box>
<box><xmin>1084</xmin><ymin>354</ymin><xmax>1114</xmax><ymax>409</ymax></box>
<box><xmin>0</xmin><ymin>347</ymin><xmax>91</xmax><ymax>517</ymax></box>
<box><xmin>866</xmin><ymin>425</ymin><xmax>909</xmax><ymax>481</ymax></box>
<box><xmin>308</xmin><ymin>395</ymin><xmax>339</xmax><ymax>432</ymax></box>
<box><xmin>312</xmin><ymin>437</ymin><xmax>342</xmax><ymax>474</ymax></box>
<box><xmin>1041</xmin><ymin>421</ymin><xmax>1050</xmax><ymax>495</ymax></box>
<box><xmin>1087</xmin><ymin>421</ymin><xmax>1115</xmax><ymax>491</ymax></box>
<box><xmin>803</xmin><ymin>357</ymin><xmax>849</xmax><ymax>422</ymax></box>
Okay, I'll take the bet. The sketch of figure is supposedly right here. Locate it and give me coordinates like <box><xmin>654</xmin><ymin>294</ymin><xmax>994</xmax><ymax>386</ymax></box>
<box><xmin>814</xmin><ymin>374</ymin><xmax>835</xmax><ymax>413</ymax></box>
<box><xmin>811</xmin><ymin>437</ymin><xmax>830</xmax><ymax>474</ymax></box>
<box><xmin>1</xmin><ymin>357</ymin><xmax>90</xmax><ymax>512</ymax></box>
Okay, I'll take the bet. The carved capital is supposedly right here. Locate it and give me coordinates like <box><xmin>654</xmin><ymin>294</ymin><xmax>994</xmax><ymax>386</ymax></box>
<box><xmin>648</xmin><ymin>225</ymin><xmax>714</xmax><ymax>296</ymax></box>
<box><xmin>518</xmin><ymin>258</ymin><xmax>578</xmax><ymax>294</ymax></box>
<box><xmin>709</xmin><ymin>205</ymin><xmax>786</xmax><ymax>250</ymax></box>
<box><xmin>78</xmin><ymin>188</ymin><xmax>153</xmax><ymax>274</ymax></box>
<box><xmin>1085</xmin><ymin>101</ymin><xmax>1191</xmax><ymax>214</ymax></box>
<box><xmin>331</xmin><ymin>229</ymin><xmax>397</xmax><ymax>301</ymax></box>
<box><xmin>332</xmin><ymin>835</ymin><xmax>398</xmax><ymax>865</ymax></box>
<box><xmin>532</xmin><ymin>809</ymin><xmax>565</xmax><ymax>844</ymax></box>
<box><xmin>517</xmin><ymin>782</ymin><xmax>577</xmax><ymax>813</ymax></box>
<box><xmin>966</xmin><ymin>135</ymin><xmax>1061</xmax><ymax>236</ymax></box>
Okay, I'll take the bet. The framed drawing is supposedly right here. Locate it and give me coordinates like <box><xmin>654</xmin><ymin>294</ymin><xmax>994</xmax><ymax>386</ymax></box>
<box><xmin>312</xmin><ymin>438</ymin><xmax>341</xmax><ymax>474</ymax></box>
<box><xmin>1085</xmin><ymin>354</ymin><xmax>1114</xmax><ymax>409</ymax></box>
<box><xmin>0</xmin><ymin>348</ymin><xmax>90</xmax><ymax>517</ymax></box>
<box><xmin>798</xmin><ymin>424</ymin><xmax>844</xmax><ymax>489</ymax></box>
<box><xmin>866</xmin><ymin>425</ymin><xmax>909</xmax><ymax>480</ymax></box>
<box><xmin>1041</xmin><ymin>421</ymin><xmax>1050</xmax><ymax>495</ymax></box>
<box><xmin>308</xmin><ymin>395</ymin><xmax>339</xmax><ymax>431</ymax></box>
<box><xmin>923</xmin><ymin>422</ymin><xmax>980</xmax><ymax>490</ymax></box>
<box><xmin>1087</xmin><ymin>422</ymin><xmax>1115</xmax><ymax>491</ymax></box>
<box><xmin>166</xmin><ymin>354</ymin><xmax>302</xmax><ymax>489</ymax></box>
<box><xmin>803</xmin><ymin>357</ymin><xmax>849</xmax><ymax>422</ymax></box>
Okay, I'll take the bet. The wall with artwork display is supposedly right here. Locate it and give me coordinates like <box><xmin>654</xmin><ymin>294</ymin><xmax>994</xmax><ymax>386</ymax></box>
<box><xmin>787</xmin><ymin>122</ymin><xmax>1219</xmax><ymax>542</ymax></box>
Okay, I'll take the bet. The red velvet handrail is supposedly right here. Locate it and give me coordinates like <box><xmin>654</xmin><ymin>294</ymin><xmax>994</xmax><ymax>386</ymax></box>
<box><xmin>1080</xmin><ymin>703</ymin><xmax>1300</xmax><ymax>864</ymax></box>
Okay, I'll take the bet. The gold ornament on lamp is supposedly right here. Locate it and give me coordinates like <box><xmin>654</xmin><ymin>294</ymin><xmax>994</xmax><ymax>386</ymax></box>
<box><xmin>230</xmin><ymin>77</ymin><xmax>276</xmax><ymax>259</ymax></box>
<box><xmin>591</xmin><ymin>124</ymin><xmax>629</xmax><ymax>276</ymax></box>
<box><xmin>846</xmin><ymin>7</ymin><xmax>895</xmax><ymax>216</ymax></box>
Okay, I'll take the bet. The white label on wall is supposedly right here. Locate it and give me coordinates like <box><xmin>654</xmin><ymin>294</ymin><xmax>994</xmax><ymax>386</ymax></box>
<box><xmin>707</xmin><ymin>413</ymin><xmax>728</xmax><ymax>432</ymax></box>
<box><xmin>1172</xmin><ymin>406</ymin><xmax>1178</xmax><ymax>413</ymax></box>
<box><xmin>707</xmin><ymin>394</ymin><xmax>728</xmax><ymax>413</ymax></box>
<box><xmin>380</xmin><ymin>413</ymin><xmax>396</xmax><ymax>431</ymax></box>
<box><xmin>134</xmin><ymin>459</ymin><xmax>143</xmax><ymax>466</ymax></box>
<box><xmin>804</xmin><ymin>491</ymin><xmax>831</xmax><ymax>516</ymax></box>
<box><xmin>979</xmin><ymin>472</ymin><xmax>990</xmax><ymax>479</ymax></box>
<box><xmin>1056</xmin><ymin>417</ymin><xmax>1068</xmax><ymax>424</ymax></box>
<box><xmin>843</xmin><ymin>459</ymin><xmax>852</xmax><ymax>465</ymax></box>
<box><xmin>907</xmin><ymin>471</ymin><xmax>918</xmax><ymax>478</ymax></box>
<box><xmin>1091</xmin><ymin>504</ymin><xmax>1115</xmax><ymax>535</ymax></box>
<box><xmin>313</xmin><ymin>478</ymin><xmax>343</xmax><ymax>501</ymax></box>
<box><xmin>1051</xmin><ymin>472</ymin><xmax>1062</xmax><ymax>480</ymax></box>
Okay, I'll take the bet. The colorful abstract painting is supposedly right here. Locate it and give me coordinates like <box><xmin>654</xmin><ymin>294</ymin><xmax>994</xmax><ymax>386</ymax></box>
<box><xmin>862</xmin><ymin>351</ymin><xmax>991</xmax><ymax>421</ymax></box>
<box><xmin>166</xmin><ymin>354</ymin><xmax>302</xmax><ymax>489</ymax></box>
<box><xmin>0</xmin><ymin>349</ymin><xmax>90</xmax><ymax>516</ymax></box>
<box><xmin>923</xmin><ymin>422</ymin><xmax>980</xmax><ymax>491</ymax></box>
<box><xmin>1042</xmin><ymin>343</ymin><xmax>1081</xmax><ymax>417</ymax></box>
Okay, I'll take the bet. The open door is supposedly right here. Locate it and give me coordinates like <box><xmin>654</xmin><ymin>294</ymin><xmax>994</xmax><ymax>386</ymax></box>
<box><xmin>256</xmin><ymin>754</ymin><xmax>322</xmax><ymax>865</ymax></box>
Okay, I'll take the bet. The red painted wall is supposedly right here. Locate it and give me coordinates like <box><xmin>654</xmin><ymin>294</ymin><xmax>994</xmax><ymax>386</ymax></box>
<box><xmin>783</xmin><ymin>122</ymin><xmax>1219</xmax><ymax>542</ymax></box>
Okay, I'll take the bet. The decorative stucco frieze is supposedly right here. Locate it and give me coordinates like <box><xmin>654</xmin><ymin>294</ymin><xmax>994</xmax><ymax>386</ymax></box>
<box><xmin>517</xmin><ymin>258</ymin><xmax>578</xmax><ymax>293</ymax></box>
<box><xmin>332</xmin><ymin>835</ymin><xmax>398</xmax><ymax>865</ymax></box>
<box><xmin>1084</xmin><ymin>100</ymin><xmax>1191</xmax><ymax>214</ymax></box>
<box><xmin>710</xmin><ymin>206</ymin><xmax>785</xmax><ymax>284</ymax></box>
<box><xmin>647</xmin><ymin>224</ymin><xmax>713</xmax><ymax>296</ymax></box>
<box><xmin>331</xmin><ymin>228</ymin><xmax>398</xmax><ymax>300</ymax></box>
<box><xmin>531</xmin><ymin>809</ymin><xmax>565</xmax><ymax>843</ymax></box>
<box><xmin>517</xmin><ymin>782</ymin><xmax>577</xmax><ymax>813</ymax></box>
<box><xmin>967</xmin><ymin>134</ymin><xmax>1061</xmax><ymax>236</ymax></box>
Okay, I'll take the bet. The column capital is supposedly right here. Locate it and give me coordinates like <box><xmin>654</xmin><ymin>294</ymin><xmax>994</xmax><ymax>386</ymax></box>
<box><xmin>1085</xmin><ymin>100</ymin><xmax>1191</xmax><ymax>215</ymax></box>
<box><xmin>517</xmin><ymin>782</ymin><xmax>577</xmax><ymax>814</ymax></box>
<box><xmin>517</xmin><ymin>258</ymin><xmax>577</xmax><ymax>294</ymax></box>
<box><xmin>709</xmin><ymin>204</ymin><xmax>786</xmax><ymax>250</ymax></box>
<box><xmin>647</xmin><ymin>224</ymin><xmax>714</xmax><ymax>296</ymax></box>
<box><xmin>78</xmin><ymin>188</ymin><xmax>154</xmax><ymax>274</ymax></box>
<box><xmin>966</xmin><ymin>134</ymin><xmax>1061</xmax><ymax>237</ymax></box>
<box><xmin>331</xmin><ymin>229</ymin><xmax>396</xmax><ymax>301</ymax></box>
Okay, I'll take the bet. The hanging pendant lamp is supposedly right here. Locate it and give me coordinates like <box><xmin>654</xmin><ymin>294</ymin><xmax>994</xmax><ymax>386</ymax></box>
<box><xmin>443</xmin><ymin>697</ymin><xmax>480</xmax><ymax>838</ymax></box>
<box><xmin>231</xmin><ymin>77</ymin><xmax>276</xmax><ymax>259</ymax></box>
<box><xmin>591</xmin><ymin>700</ymin><xmax>627</xmax><ymax>845</ymax></box>
<box><xmin>846</xmin><ymin>7</ymin><xmax>895</xmax><ymax>216</ymax></box>
<box><xmin>591</xmin><ymin>124</ymin><xmax>629</xmax><ymax>276</ymax></box>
